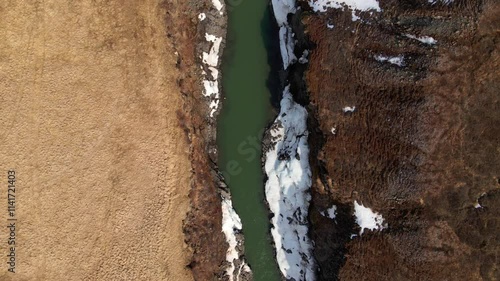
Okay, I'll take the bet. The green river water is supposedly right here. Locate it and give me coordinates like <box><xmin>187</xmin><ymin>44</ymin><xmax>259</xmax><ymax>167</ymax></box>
<box><xmin>217</xmin><ymin>1</ymin><xmax>282</xmax><ymax>280</ymax></box>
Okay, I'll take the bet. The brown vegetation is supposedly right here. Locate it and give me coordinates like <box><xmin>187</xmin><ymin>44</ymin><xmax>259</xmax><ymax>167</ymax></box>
<box><xmin>302</xmin><ymin>0</ymin><xmax>500</xmax><ymax>279</ymax></box>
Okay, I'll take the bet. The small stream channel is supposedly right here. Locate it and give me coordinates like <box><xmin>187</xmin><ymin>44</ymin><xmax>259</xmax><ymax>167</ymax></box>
<box><xmin>217</xmin><ymin>0</ymin><xmax>282</xmax><ymax>280</ymax></box>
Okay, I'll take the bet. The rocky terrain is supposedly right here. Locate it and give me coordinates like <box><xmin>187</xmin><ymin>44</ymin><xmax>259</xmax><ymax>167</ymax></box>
<box><xmin>294</xmin><ymin>0</ymin><xmax>500</xmax><ymax>280</ymax></box>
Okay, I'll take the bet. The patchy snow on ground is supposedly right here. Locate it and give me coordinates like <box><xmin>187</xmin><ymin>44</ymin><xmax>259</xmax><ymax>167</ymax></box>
<box><xmin>272</xmin><ymin>0</ymin><xmax>297</xmax><ymax>69</ymax></box>
<box><xmin>405</xmin><ymin>34</ymin><xmax>437</xmax><ymax>45</ymax></box>
<box><xmin>308</xmin><ymin>0</ymin><xmax>380</xmax><ymax>21</ymax></box>
<box><xmin>331</xmin><ymin>127</ymin><xmax>337</xmax><ymax>135</ymax></box>
<box><xmin>212</xmin><ymin>0</ymin><xmax>224</xmax><ymax>14</ymax></box>
<box><xmin>198</xmin><ymin>13</ymin><xmax>206</xmax><ymax>21</ymax></box>
<box><xmin>299</xmin><ymin>50</ymin><xmax>310</xmax><ymax>64</ymax></box>
<box><xmin>428</xmin><ymin>0</ymin><xmax>454</xmax><ymax>5</ymax></box>
<box><xmin>342</xmin><ymin>106</ymin><xmax>356</xmax><ymax>113</ymax></box>
<box><xmin>474</xmin><ymin>192</ymin><xmax>486</xmax><ymax>209</ymax></box>
<box><xmin>354</xmin><ymin>201</ymin><xmax>386</xmax><ymax>235</ymax></box>
<box><xmin>375</xmin><ymin>54</ymin><xmax>405</xmax><ymax>66</ymax></box>
<box><xmin>309</xmin><ymin>0</ymin><xmax>381</xmax><ymax>12</ymax></box>
<box><xmin>322</xmin><ymin>205</ymin><xmax>337</xmax><ymax>219</ymax></box>
<box><xmin>201</xmin><ymin>33</ymin><xmax>223</xmax><ymax>117</ymax></box>
<box><xmin>222</xmin><ymin>196</ymin><xmax>251</xmax><ymax>281</ymax></box>
<box><xmin>265</xmin><ymin>86</ymin><xmax>315</xmax><ymax>281</ymax></box>
<box><xmin>327</xmin><ymin>23</ymin><xmax>334</xmax><ymax>29</ymax></box>
<box><xmin>203</xmin><ymin>34</ymin><xmax>222</xmax><ymax>67</ymax></box>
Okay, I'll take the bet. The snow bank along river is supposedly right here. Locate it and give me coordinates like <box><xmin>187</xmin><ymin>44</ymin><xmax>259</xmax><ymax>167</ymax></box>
<box><xmin>265</xmin><ymin>1</ymin><xmax>316</xmax><ymax>280</ymax></box>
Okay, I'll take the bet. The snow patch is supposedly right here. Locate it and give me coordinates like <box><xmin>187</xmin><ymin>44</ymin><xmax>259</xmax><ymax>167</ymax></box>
<box><xmin>375</xmin><ymin>54</ymin><xmax>404</xmax><ymax>66</ymax></box>
<box><xmin>272</xmin><ymin>0</ymin><xmax>297</xmax><ymax>69</ymax></box>
<box><xmin>308</xmin><ymin>0</ymin><xmax>381</xmax><ymax>21</ymax></box>
<box><xmin>222</xmin><ymin>196</ymin><xmax>251</xmax><ymax>281</ymax></box>
<box><xmin>405</xmin><ymin>34</ymin><xmax>437</xmax><ymax>45</ymax></box>
<box><xmin>299</xmin><ymin>50</ymin><xmax>309</xmax><ymax>64</ymax></box>
<box><xmin>265</xmin><ymin>86</ymin><xmax>315</xmax><ymax>281</ymax></box>
<box><xmin>208</xmin><ymin>66</ymin><xmax>219</xmax><ymax>80</ymax></box>
<box><xmin>201</xmin><ymin>33</ymin><xmax>223</xmax><ymax>117</ymax></box>
<box><xmin>198</xmin><ymin>13</ymin><xmax>206</xmax><ymax>21</ymax></box>
<box><xmin>331</xmin><ymin>127</ymin><xmax>337</xmax><ymax>135</ymax></box>
<box><xmin>429</xmin><ymin>0</ymin><xmax>454</xmax><ymax>5</ymax></box>
<box><xmin>354</xmin><ymin>201</ymin><xmax>386</xmax><ymax>235</ymax></box>
<box><xmin>203</xmin><ymin>34</ymin><xmax>222</xmax><ymax>67</ymax></box>
<box><xmin>272</xmin><ymin>0</ymin><xmax>297</xmax><ymax>26</ymax></box>
<box><xmin>308</xmin><ymin>0</ymin><xmax>381</xmax><ymax>13</ymax></box>
<box><xmin>327</xmin><ymin>23</ymin><xmax>334</xmax><ymax>29</ymax></box>
<box><xmin>278</xmin><ymin>26</ymin><xmax>297</xmax><ymax>68</ymax></box>
<box><xmin>474</xmin><ymin>192</ymin><xmax>487</xmax><ymax>209</ymax></box>
<box><xmin>212</xmin><ymin>0</ymin><xmax>224</xmax><ymax>14</ymax></box>
<box><xmin>322</xmin><ymin>205</ymin><xmax>337</xmax><ymax>219</ymax></box>
<box><xmin>342</xmin><ymin>106</ymin><xmax>356</xmax><ymax>113</ymax></box>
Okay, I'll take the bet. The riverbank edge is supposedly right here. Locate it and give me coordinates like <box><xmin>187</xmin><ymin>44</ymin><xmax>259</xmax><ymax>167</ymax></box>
<box><xmin>176</xmin><ymin>1</ymin><xmax>253</xmax><ymax>280</ymax></box>
<box><xmin>261</xmin><ymin>1</ymin><xmax>319</xmax><ymax>280</ymax></box>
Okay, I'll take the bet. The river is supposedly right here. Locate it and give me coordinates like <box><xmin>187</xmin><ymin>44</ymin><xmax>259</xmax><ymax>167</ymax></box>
<box><xmin>217</xmin><ymin>0</ymin><xmax>282</xmax><ymax>280</ymax></box>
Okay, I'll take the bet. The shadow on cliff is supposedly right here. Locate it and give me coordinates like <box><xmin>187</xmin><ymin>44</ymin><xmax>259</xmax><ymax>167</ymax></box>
<box><xmin>261</xmin><ymin>1</ymin><xmax>283</xmax><ymax>109</ymax></box>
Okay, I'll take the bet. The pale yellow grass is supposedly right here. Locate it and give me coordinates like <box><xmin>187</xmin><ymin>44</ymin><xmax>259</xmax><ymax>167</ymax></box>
<box><xmin>0</xmin><ymin>0</ymin><xmax>193</xmax><ymax>280</ymax></box>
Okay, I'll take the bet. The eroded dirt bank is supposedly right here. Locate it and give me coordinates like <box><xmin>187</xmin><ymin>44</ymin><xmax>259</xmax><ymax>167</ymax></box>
<box><xmin>294</xmin><ymin>0</ymin><xmax>499</xmax><ymax>280</ymax></box>
<box><xmin>167</xmin><ymin>1</ymin><xmax>227</xmax><ymax>280</ymax></box>
<box><xmin>172</xmin><ymin>1</ymin><xmax>251</xmax><ymax>280</ymax></box>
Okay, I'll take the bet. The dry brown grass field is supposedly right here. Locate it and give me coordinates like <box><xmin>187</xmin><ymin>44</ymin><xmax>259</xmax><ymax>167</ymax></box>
<box><xmin>0</xmin><ymin>1</ymin><xmax>193</xmax><ymax>280</ymax></box>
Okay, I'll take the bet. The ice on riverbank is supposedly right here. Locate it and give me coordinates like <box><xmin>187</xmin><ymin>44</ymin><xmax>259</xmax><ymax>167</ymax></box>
<box><xmin>268</xmin><ymin>1</ymin><xmax>316</xmax><ymax>279</ymax></box>
<box><xmin>201</xmin><ymin>33</ymin><xmax>223</xmax><ymax>117</ymax></box>
<box><xmin>212</xmin><ymin>0</ymin><xmax>224</xmax><ymax>14</ymax></box>
<box><xmin>222</xmin><ymin>196</ymin><xmax>251</xmax><ymax>281</ymax></box>
<box><xmin>203</xmin><ymin>34</ymin><xmax>222</xmax><ymax>68</ymax></box>
<box><xmin>272</xmin><ymin>0</ymin><xmax>297</xmax><ymax>69</ymax></box>
<box><xmin>265</xmin><ymin>86</ymin><xmax>316</xmax><ymax>281</ymax></box>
